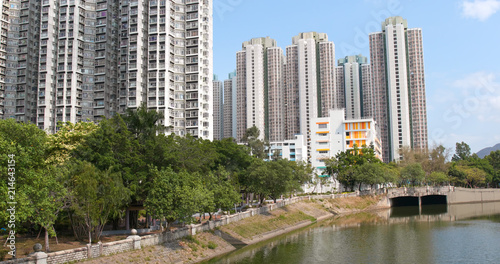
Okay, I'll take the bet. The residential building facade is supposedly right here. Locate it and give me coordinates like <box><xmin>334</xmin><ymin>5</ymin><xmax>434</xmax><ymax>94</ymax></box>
<box><xmin>337</xmin><ymin>55</ymin><xmax>373</xmax><ymax>120</ymax></box>
<box><xmin>236</xmin><ymin>37</ymin><xmax>283</xmax><ymax>142</ymax></box>
<box><xmin>285</xmin><ymin>32</ymin><xmax>336</xmax><ymax>161</ymax></box>
<box><xmin>369</xmin><ymin>16</ymin><xmax>427</xmax><ymax>162</ymax></box>
<box><xmin>2</xmin><ymin>0</ymin><xmax>213</xmax><ymax>140</ymax></box>
<box><xmin>310</xmin><ymin>108</ymin><xmax>382</xmax><ymax>177</ymax></box>
<box><xmin>223</xmin><ymin>70</ymin><xmax>236</xmax><ymax>139</ymax></box>
<box><xmin>267</xmin><ymin>135</ymin><xmax>307</xmax><ymax>162</ymax></box>
<box><xmin>212</xmin><ymin>75</ymin><xmax>222</xmax><ymax>140</ymax></box>
<box><xmin>4</xmin><ymin>0</ymin><xmax>41</xmax><ymax>123</ymax></box>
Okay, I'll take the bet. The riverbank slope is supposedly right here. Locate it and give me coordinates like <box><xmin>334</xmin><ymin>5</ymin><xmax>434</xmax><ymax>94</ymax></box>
<box><xmin>78</xmin><ymin>195</ymin><xmax>387</xmax><ymax>264</ymax></box>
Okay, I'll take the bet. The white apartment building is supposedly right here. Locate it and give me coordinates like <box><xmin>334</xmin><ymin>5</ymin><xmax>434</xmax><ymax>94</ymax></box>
<box><xmin>285</xmin><ymin>32</ymin><xmax>336</xmax><ymax>161</ymax></box>
<box><xmin>337</xmin><ymin>55</ymin><xmax>373</xmax><ymax>120</ymax></box>
<box><xmin>0</xmin><ymin>0</ymin><xmax>7</xmax><ymax>119</ymax></box>
<box><xmin>369</xmin><ymin>16</ymin><xmax>427</xmax><ymax>162</ymax></box>
<box><xmin>223</xmin><ymin>70</ymin><xmax>236</xmax><ymax>139</ymax></box>
<box><xmin>267</xmin><ymin>134</ymin><xmax>307</xmax><ymax>162</ymax></box>
<box><xmin>4</xmin><ymin>0</ymin><xmax>41</xmax><ymax>123</ymax></box>
<box><xmin>236</xmin><ymin>37</ymin><xmax>282</xmax><ymax>142</ymax></box>
<box><xmin>145</xmin><ymin>0</ymin><xmax>213</xmax><ymax>140</ymax></box>
<box><xmin>310</xmin><ymin>108</ymin><xmax>382</xmax><ymax>178</ymax></box>
<box><xmin>25</xmin><ymin>0</ymin><xmax>213</xmax><ymax>139</ymax></box>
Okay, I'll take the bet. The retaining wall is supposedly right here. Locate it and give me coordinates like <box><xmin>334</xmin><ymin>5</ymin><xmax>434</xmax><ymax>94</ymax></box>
<box><xmin>448</xmin><ymin>188</ymin><xmax>500</xmax><ymax>204</ymax></box>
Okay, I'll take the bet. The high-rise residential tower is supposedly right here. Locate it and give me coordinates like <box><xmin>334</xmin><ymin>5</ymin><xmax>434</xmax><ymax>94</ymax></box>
<box><xmin>369</xmin><ymin>16</ymin><xmax>428</xmax><ymax>162</ymax></box>
<box><xmin>285</xmin><ymin>32</ymin><xmax>336</xmax><ymax>160</ymax></box>
<box><xmin>236</xmin><ymin>37</ymin><xmax>283</xmax><ymax>142</ymax></box>
<box><xmin>337</xmin><ymin>55</ymin><xmax>373</xmax><ymax>120</ymax></box>
<box><xmin>0</xmin><ymin>0</ymin><xmax>8</xmax><ymax>119</ymax></box>
<box><xmin>213</xmin><ymin>75</ymin><xmax>223</xmax><ymax>140</ymax></box>
<box><xmin>267</xmin><ymin>46</ymin><xmax>285</xmax><ymax>142</ymax></box>
<box><xmin>223</xmin><ymin>70</ymin><xmax>236</xmax><ymax>139</ymax></box>
<box><xmin>37</xmin><ymin>0</ymin><xmax>109</xmax><ymax>133</ymax></box>
<box><xmin>147</xmin><ymin>0</ymin><xmax>213</xmax><ymax>140</ymax></box>
<box><xmin>4</xmin><ymin>0</ymin><xmax>41</xmax><ymax>123</ymax></box>
<box><xmin>3</xmin><ymin>0</ymin><xmax>213</xmax><ymax>140</ymax></box>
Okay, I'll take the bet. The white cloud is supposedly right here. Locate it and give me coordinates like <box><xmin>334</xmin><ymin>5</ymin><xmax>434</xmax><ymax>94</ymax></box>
<box><xmin>430</xmin><ymin>72</ymin><xmax>500</xmax><ymax>152</ymax></box>
<box><xmin>462</xmin><ymin>0</ymin><xmax>500</xmax><ymax>21</ymax></box>
<box><xmin>451</xmin><ymin>71</ymin><xmax>500</xmax><ymax>97</ymax></box>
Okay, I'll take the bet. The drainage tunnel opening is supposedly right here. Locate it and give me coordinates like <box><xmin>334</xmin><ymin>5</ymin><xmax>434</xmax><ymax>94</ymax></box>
<box><xmin>390</xmin><ymin>196</ymin><xmax>419</xmax><ymax>207</ymax></box>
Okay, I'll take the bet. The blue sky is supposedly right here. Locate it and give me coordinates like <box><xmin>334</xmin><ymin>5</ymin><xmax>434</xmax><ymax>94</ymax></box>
<box><xmin>213</xmin><ymin>0</ymin><xmax>500</xmax><ymax>154</ymax></box>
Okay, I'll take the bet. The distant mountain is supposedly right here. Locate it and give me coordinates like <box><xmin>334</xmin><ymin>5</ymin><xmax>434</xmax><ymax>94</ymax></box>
<box><xmin>476</xmin><ymin>143</ymin><xmax>500</xmax><ymax>158</ymax></box>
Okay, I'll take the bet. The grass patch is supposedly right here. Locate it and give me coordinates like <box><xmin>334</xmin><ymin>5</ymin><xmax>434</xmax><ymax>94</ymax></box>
<box><xmin>222</xmin><ymin>207</ymin><xmax>316</xmax><ymax>239</ymax></box>
<box><xmin>188</xmin><ymin>243</ymin><xmax>198</xmax><ymax>252</ymax></box>
<box><xmin>326</xmin><ymin>196</ymin><xmax>379</xmax><ymax>210</ymax></box>
<box><xmin>207</xmin><ymin>241</ymin><xmax>218</xmax><ymax>249</ymax></box>
<box><xmin>184</xmin><ymin>235</ymin><xmax>201</xmax><ymax>245</ymax></box>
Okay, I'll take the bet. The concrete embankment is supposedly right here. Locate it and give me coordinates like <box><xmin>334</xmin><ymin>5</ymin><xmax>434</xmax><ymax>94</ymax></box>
<box><xmin>218</xmin><ymin>195</ymin><xmax>387</xmax><ymax>247</ymax></box>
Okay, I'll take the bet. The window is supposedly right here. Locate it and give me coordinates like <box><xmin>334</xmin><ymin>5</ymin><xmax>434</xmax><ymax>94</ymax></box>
<box><xmin>318</xmin><ymin>124</ymin><xmax>327</xmax><ymax>129</ymax></box>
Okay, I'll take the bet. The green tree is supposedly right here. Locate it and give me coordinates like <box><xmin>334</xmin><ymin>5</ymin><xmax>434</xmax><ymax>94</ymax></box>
<box><xmin>164</xmin><ymin>135</ymin><xmax>217</xmax><ymax>173</ymax></box>
<box><xmin>213</xmin><ymin>138</ymin><xmax>252</xmax><ymax>173</ymax></box>
<box><xmin>28</xmin><ymin>166</ymin><xmax>68</xmax><ymax>252</ymax></box>
<box><xmin>46</xmin><ymin>121</ymin><xmax>98</xmax><ymax>165</ymax></box>
<box><xmin>382</xmin><ymin>162</ymin><xmax>400</xmax><ymax>185</ymax></box>
<box><xmin>74</xmin><ymin>115</ymin><xmax>146</xmax><ymax>201</ymax></box>
<box><xmin>427</xmin><ymin>145</ymin><xmax>450</xmax><ymax>174</ymax></box>
<box><xmin>202</xmin><ymin>168</ymin><xmax>241</xmax><ymax>219</ymax></box>
<box><xmin>242</xmin><ymin>126</ymin><xmax>266</xmax><ymax>159</ymax></box>
<box><xmin>428</xmin><ymin>171</ymin><xmax>449</xmax><ymax>186</ymax></box>
<box><xmin>485</xmin><ymin>150</ymin><xmax>500</xmax><ymax>187</ymax></box>
<box><xmin>455</xmin><ymin>165</ymin><xmax>487</xmax><ymax>188</ymax></box>
<box><xmin>66</xmin><ymin>161</ymin><xmax>130</xmax><ymax>242</ymax></box>
<box><xmin>123</xmin><ymin>102</ymin><xmax>165</xmax><ymax>143</ymax></box>
<box><xmin>145</xmin><ymin>168</ymin><xmax>211</xmax><ymax>230</ymax></box>
<box><xmin>243</xmin><ymin>159</ymin><xmax>273</xmax><ymax>204</ymax></box>
<box><xmin>0</xmin><ymin>120</ymin><xmax>48</xmax><ymax>228</ymax></box>
<box><xmin>288</xmin><ymin>161</ymin><xmax>314</xmax><ymax>194</ymax></box>
<box><xmin>400</xmin><ymin>163</ymin><xmax>425</xmax><ymax>186</ymax></box>
<box><xmin>448</xmin><ymin>162</ymin><xmax>467</xmax><ymax>187</ymax></box>
<box><xmin>325</xmin><ymin>144</ymin><xmax>382</xmax><ymax>191</ymax></box>
<box><xmin>452</xmin><ymin>141</ymin><xmax>471</xmax><ymax>162</ymax></box>
<box><xmin>355</xmin><ymin>163</ymin><xmax>386</xmax><ymax>190</ymax></box>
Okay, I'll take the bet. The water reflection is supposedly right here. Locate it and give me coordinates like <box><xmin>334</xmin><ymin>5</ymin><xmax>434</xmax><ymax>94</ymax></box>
<box><xmin>204</xmin><ymin>202</ymin><xmax>500</xmax><ymax>264</ymax></box>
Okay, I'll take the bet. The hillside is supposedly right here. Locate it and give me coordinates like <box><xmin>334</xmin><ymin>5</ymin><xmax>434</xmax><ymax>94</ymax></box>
<box><xmin>477</xmin><ymin>143</ymin><xmax>500</xmax><ymax>158</ymax></box>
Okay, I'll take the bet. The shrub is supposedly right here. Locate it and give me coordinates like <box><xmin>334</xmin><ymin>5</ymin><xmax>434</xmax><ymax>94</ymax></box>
<box><xmin>207</xmin><ymin>241</ymin><xmax>218</xmax><ymax>249</ymax></box>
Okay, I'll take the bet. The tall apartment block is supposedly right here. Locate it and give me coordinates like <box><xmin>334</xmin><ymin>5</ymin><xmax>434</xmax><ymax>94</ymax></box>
<box><xmin>236</xmin><ymin>37</ymin><xmax>283</xmax><ymax>142</ymax></box>
<box><xmin>4</xmin><ymin>0</ymin><xmax>41</xmax><ymax>123</ymax></box>
<box><xmin>37</xmin><ymin>0</ymin><xmax>105</xmax><ymax>133</ymax></box>
<box><xmin>369</xmin><ymin>16</ymin><xmax>428</xmax><ymax>162</ymax></box>
<box><xmin>35</xmin><ymin>0</ymin><xmax>120</xmax><ymax>132</ymax></box>
<box><xmin>285</xmin><ymin>32</ymin><xmax>336</xmax><ymax>160</ymax></box>
<box><xmin>0</xmin><ymin>0</ymin><xmax>7</xmax><ymax>119</ymax></box>
<box><xmin>212</xmin><ymin>75</ymin><xmax>222</xmax><ymax>140</ymax></box>
<box><xmin>2</xmin><ymin>0</ymin><xmax>213</xmax><ymax>140</ymax></box>
<box><xmin>337</xmin><ymin>55</ymin><xmax>373</xmax><ymax>120</ymax></box>
<box><xmin>267</xmin><ymin>45</ymin><xmax>285</xmax><ymax>142</ymax></box>
<box><xmin>139</xmin><ymin>0</ymin><xmax>213</xmax><ymax>139</ymax></box>
<box><xmin>223</xmin><ymin>70</ymin><xmax>236</xmax><ymax>139</ymax></box>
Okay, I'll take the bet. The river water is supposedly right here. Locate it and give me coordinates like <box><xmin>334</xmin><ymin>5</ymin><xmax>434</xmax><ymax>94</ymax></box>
<box><xmin>205</xmin><ymin>202</ymin><xmax>500</xmax><ymax>264</ymax></box>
